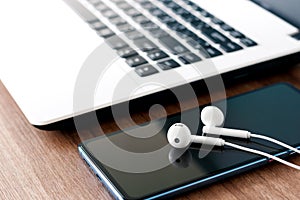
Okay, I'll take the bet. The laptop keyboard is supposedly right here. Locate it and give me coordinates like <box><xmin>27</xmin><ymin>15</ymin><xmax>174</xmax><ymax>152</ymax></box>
<box><xmin>86</xmin><ymin>0</ymin><xmax>257</xmax><ymax>77</ymax></box>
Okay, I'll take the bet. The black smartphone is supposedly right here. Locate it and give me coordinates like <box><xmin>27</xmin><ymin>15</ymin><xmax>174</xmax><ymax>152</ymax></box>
<box><xmin>78</xmin><ymin>83</ymin><xmax>300</xmax><ymax>199</ymax></box>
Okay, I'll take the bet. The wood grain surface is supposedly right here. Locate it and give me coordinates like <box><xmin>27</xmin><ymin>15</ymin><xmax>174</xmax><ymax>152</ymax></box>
<box><xmin>1</xmin><ymin>64</ymin><xmax>300</xmax><ymax>200</ymax></box>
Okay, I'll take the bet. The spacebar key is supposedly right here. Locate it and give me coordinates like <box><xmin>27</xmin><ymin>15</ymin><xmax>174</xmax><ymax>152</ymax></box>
<box><xmin>158</xmin><ymin>36</ymin><xmax>188</xmax><ymax>55</ymax></box>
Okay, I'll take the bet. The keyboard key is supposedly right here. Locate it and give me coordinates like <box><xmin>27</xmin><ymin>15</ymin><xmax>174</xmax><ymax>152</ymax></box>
<box><xmin>89</xmin><ymin>21</ymin><xmax>107</xmax><ymax>30</ymax></box>
<box><xmin>230</xmin><ymin>30</ymin><xmax>245</xmax><ymax>38</ymax></box>
<box><xmin>126</xmin><ymin>55</ymin><xmax>147</xmax><ymax>67</ymax></box>
<box><xmin>220</xmin><ymin>24</ymin><xmax>234</xmax><ymax>31</ymax></box>
<box><xmin>149</xmin><ymin>28</ymin><xmax>168</xmax><ymax>38</ymax></box>
<box><xmin>125</xmin><ymin>30</ymin><xmax>144</xmax><ymax>40</ymax></box>
<box><xmin>158</xmin><ymin>12</ymin><xmax>168</xmax><ymax>19</ymax></box>
<box><xmin>157</xmin><ymin>59</ymin><xmax>180</xmax><ymax>70</ymax></box>
<box><xmin>179</xmin><ymin>53</ymin><xmax>201</xmax><ymax>64</ymax></box>
<box><xmin>211</xmin><ymin>17</ymin><xmax>224</xmax><ymax>25</ymax></box>
<box><xmin>202</xmin><ymin>27</ymin><xmax>230</xmax><ymax>44</ymax></box>
<box><xmin>134</xmin><ymin>38</ymin><xmax>158</xmax><ymax>51</ymax></box>
<box><xmin>174</xmin><ymin>25</ymin><xmax>187</xmax><ymax>33</ymax></box>
<box><xmin>173</xmin><ymin>6</ymin><xmax>185</xmax><ymax>13</ymax></box>
<box><xmin>165</xmin><ymin>2</ymin><xmax>180</xmax><ymax>10</ymax></box>
<box><xmin>110</xmin><ymin>17</ymin><xmax>127</xmax><ymax>26</ymax></box>
<box><xmin>95</xmin><ymin>3</ymin><xmax>109</xmax><ymax>11</ymax></box>
<box><xmin>149</xmin><ymin>8</ymin><xmax>166</xmax><ymax>17</ymax></box>
<box><xmin>158</xmin><ymin>36</ymin><xmax>189</xmax><ymax>55</ymax></box>
<box><xmin>166</xmin><ymin>21</ymin><xmax>181</xmax><ymax>30</ymax></box>
<box><xmin>117</xmin><ymin>23</ymin><xmax>135</xmax><ymax>32</ymax></box>
<box><xmin>200</xmin><ymin>46</ymin><xmax>222</xmax><ymax>58</ymax></box>
<box><xmin>184</xmin><ymin>1</ymin><xmax>212</xmax><ymax>17</ymax></box>
<box><xmin>106</xmin><ymin>36</ymin><xmax>128</xmax><ymax>49</ymax></box>
<box><xmin>220</xmin><ymin>41</ymin><xmax>243</xmax><ymax>52</ymax></box>
<box><xmin>193</xmin><ymin>35</ymin><xmax>210</xmax><ymax>43</ymax></box>
<box><xmin>88</xmin><ymin>0</ymin><xmax>102</xmax><ymax>5</ymax></box>
<box><xmin>192</xmin><ymin>5</ymin><xmax>203</xmax><ymax>12</ymax></box>
<box><xmin>133</xmin><ymin>15</ymin><xmax>150</xmax><ymax>24</ymax></box>
<box><xmin>176</xmin><ymin>29</ymin><xmax>194</xmax><ymax>39</ymax></box>
<box><xmin>102</xmin><ymin>9</ymin><xmax>118</xmax><ymax>19</ymax></box>
<box><xmin>181</xmin><ymin>13</ymin><xmax>197</xmax><ymax>22</ymax></box>
<box><xmin>240</xmin><ymin>38</ymin><xmax>257</xmax><ymax>47</ymax></box>
<box><xmin>140</xmin><ymin>22</ymin><xmax>159</xmax><ymax>31</ymax></box>
<box><xmin>116</xmin><ymin>2</ymin><xmax>132</xmax><ymax>10</ymax></box>
<box><xmin>134</xmin><ymin>0</ymin><xmax>150</xmax><ymax>4</ymax></box>
<box><xmin>147</xmin><ymin>50</ymin><xmax>168</xmax><ymax>60</ymax></box>
<box><xmin>190</xmin><ymin>18</ymin><xmax>205</xmax><ymax>28</ymax></box>
<box><xmin>184</xmin><ymin>0</ymin><xmax>195</xmax><ymax>6</ymax></box>
<box><xmin>193</xmin><ymin>22</ymin><xmax>211</xmax><ymax>31</ymax></box>
<box><xmin>187</xmin><ymin>38</ymin><xmax>210</xmax><ymax>49</ymax></box>
<box><xmin>135</xmin><ymin>65</ymin><xmax>158</xmax><ymax>77</ymax></box>
<box><xmin>110</xmin><ymin>0</ymin><xmax>123</xmax><ymax>3</ymax></box>
<box><xmin>174</xmin><ymin>8</ymin><xmax>189</xmax><ymax>15</ymax></box>
<box><xmin>97</xmin><ymin>28</ymin><xmax>115</xmax><ymax>38</ymax></box>
<box><xmin>140</xmin><ymin>2</ymin><xmax>156</xmax><ymax>10</ymax></box>
<box><xmin>199</xmin><ymin>10</ymin><xmax>212</xmax><ymax>18</ymax></box>
<box><xmin>124</xmin><ymin>8</ymin><xmax>141</xmax><ymax>17</ymax></box>
<box><xmin>189</xmin><ymin>3</ymin><xmax>201</xmax><ymax>10</ymax></box>
<box><xmin>159</xmin><ymin>0</ymin><xmax>172</xmax><ymax>5</ymax></box>
<box><xmin>159</xmin><ymin>15</ymin><xmax>176</xmax><ymax>24</ymax></box>
<box><xmin>117</xmin><ymin>47</ymin><xmax>138</xmax><ymax>58</ymax></box>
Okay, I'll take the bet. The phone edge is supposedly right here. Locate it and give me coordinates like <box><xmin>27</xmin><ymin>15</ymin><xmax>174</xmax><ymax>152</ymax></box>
<box><xmin>78</xmin><ymin>144</ymin><xmax>299</xmax><ymax>200</ymax></box>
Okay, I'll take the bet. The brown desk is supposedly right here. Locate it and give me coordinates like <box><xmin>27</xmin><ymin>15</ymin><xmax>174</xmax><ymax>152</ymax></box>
<box><xmin>1</xmin><ymin>65</ymin><xmax>300</xmax><ymax>199</ymax></box>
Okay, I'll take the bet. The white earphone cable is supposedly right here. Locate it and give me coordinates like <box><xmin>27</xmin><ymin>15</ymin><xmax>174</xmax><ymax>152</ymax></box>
<box><xmin>250</xmin><ymin>133</ymin><xmax>300</xmax><ymax>154</ymax></box>
<box><xmin>224</xmin><ymin>142</ymin><xmax>300</xmax><ymax>170</ymax></box>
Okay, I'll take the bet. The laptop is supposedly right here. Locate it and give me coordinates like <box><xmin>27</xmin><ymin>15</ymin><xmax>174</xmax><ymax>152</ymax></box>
<box><xmin>1</xmin><ymin>0</ymin><xmax>300</xmax><ymax>126</ymax></box>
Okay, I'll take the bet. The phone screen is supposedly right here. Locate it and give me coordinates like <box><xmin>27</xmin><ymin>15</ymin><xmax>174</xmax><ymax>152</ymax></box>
<box><xmin>81</xmin><ymin>83</ymin><xmax>300</xmax><ymax>199</ymax></box>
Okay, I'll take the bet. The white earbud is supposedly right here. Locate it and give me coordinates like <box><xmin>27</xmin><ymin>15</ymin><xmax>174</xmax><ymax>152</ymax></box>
<box><xmin>200</xmin><ymin>106</ymin><xmax>300</xmax><ymax>161</ymax></box>
<box><xmin>201</xmin><ymin>106</ymin><xmax>224</xmax><ymax>127</ymax></box>
<box><xmin>167</xmin><ymin>123</ymin><xmax>225</xmax><ymax>149</ymax></box>
<box><xmin>201</xmin><ymin>106</ymin><xmax>251</xmax><ymax>139</ymax></box>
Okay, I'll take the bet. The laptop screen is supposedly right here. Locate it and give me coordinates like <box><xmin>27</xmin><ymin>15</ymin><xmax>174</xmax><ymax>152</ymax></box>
<box><xmin>252</xmin><ymin>0</ymin><xmax>300</xmax><ymax>29</ymax></box>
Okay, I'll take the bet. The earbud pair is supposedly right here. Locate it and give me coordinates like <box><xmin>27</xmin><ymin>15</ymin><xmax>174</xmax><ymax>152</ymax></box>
<box><xmin>167</xmin><ymin>106</ymin><xmax>250</xmax><ymax>149</ymax></box>
<box><xmin>167</xmin><ymin>106</ymin><xmax>300</xmax><ymax>170</ymax></box>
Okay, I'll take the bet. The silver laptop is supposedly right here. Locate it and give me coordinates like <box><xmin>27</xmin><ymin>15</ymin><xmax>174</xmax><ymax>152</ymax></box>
<box><xmin>1</xmin><ymin>0</ymin><xmax>300</xmax><ymax>126</ymax></box>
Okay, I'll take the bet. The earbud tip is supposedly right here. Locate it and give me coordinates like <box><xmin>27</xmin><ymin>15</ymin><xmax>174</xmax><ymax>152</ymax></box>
<box><xmin>201</xmin><ymin>106</ymin><xmax>224</xmax><ymax>126</ymax></box>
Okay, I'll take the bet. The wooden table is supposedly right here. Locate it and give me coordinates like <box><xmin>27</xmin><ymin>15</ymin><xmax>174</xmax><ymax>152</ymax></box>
<box><xmin>1</xmin><ymin>64</ymin><xmax>300</xmax><ymax>200</ymax></box>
